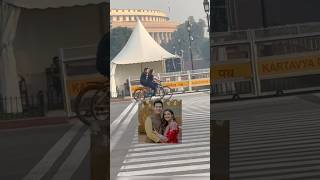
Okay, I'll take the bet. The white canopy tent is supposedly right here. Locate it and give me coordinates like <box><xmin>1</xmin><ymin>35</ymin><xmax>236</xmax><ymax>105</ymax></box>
<box><xmin>111</xmin><ymin>19</ymin><xmax>178</xmax><ymax>97</ymax></box>
<box><xmin>0</xmin><ymin>0</ymin><xmax>108</xmax><ymax>112</ymax></box>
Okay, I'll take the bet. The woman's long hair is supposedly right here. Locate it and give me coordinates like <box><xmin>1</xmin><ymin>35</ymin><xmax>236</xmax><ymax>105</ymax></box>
<box><xmin>160</xmin><ymin>109</ymin><xmax>176</xmax><ymax>134</ymax></box>
<box><xmin>148</xmin><ymin>69</ymin><xmax>154</xmax><ymax>81</ymax></box>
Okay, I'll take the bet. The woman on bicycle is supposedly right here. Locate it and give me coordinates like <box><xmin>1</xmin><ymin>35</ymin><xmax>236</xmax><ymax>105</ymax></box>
<box><xmin>148</xmin><ymin>69</ymin><xmax>160</xmax><ymax>95</ymax></box>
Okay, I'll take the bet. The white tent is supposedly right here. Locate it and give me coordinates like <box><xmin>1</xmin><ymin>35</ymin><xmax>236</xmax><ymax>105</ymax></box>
<box><xmin>0</xmin><ymin>0</ymin><xmax>108</xmax><ymax>112</ymax></box>
<box><xmin>111</xmin><ymin>19</ymin><xmax>177</xmax><ymax>97</ymax></box>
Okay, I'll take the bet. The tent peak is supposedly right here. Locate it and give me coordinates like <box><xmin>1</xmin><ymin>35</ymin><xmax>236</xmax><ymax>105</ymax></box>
<box><xmin>111</xmin><ymin>19</ymin><xmax>178</xmax><ymax>65</ymax></box>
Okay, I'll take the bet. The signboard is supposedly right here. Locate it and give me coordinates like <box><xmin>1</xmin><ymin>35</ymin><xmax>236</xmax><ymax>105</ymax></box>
<box><xmin>211</xmin><ymin>62</ymin><xmax>252</xmax><ymax>80</ymax></box>
<box><xmin>258</xmin><ymin>54</ymin><xmax>320</xmax><ymax>78</ymax></box>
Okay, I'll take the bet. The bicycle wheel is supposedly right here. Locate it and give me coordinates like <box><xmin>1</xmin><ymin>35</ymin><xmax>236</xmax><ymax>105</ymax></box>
<box><xmin>162</xmin><ymin>86</ymin><xmax>173</xmax><ymax>100</ymax></box>
<box><xmin>157</xmin><ymin>86</ymin><xmax>166</xmax><ymax>99</ymax></box>
<box><xmin>133</xmin><ymin>88</ymin><xmax>145</xmax><ymax>101</ymax></box>
<box><xmin>91</xmin><ymin>86</ymin><xmax>109</xmax><ymax>121</ymax></box>
<box><xmin>74</xmin><ymin>85</ymin><xmax>101</xmax><ymax>126</ymax></box>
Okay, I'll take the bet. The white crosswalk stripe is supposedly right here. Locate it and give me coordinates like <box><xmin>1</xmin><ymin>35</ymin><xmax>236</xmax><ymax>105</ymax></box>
<box><xmin>117</xmin><ymin>94</ymin><xmax>210</xmax><ymax>177</ymax></box>
<box><xmin>212</xmin><ymin>93</ymin><xmax>320</xmax><ymax>180</ymax></box>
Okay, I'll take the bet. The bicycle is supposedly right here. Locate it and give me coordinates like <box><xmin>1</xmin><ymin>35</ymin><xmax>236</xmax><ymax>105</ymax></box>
<box><xmin>133</xmin><ymin>81</ymin><xmax>173</xmax><ymax>101</ymax></box>
<box><xmin>74</xmin><ymin>81</ymin><xmax>107</xmax><ymax>126</ymax></box>
<box><xmin>91</xmin><ymin>84</ymin><xmax>109</xmax><ymax>121</ymax></box>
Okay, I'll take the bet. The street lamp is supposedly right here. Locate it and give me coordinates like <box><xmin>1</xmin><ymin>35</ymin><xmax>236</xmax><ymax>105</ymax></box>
<box><xmin>186</xmin><ymin>20</ymin><xmax>194</xmax><ymax>70</ymax></box>
<box><xmin>203</xmin><ymin>0</ymin><xmax>210</xmax><ymax>31</ymax></box>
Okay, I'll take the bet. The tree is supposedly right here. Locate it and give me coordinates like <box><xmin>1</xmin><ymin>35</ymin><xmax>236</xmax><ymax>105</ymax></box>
<box><xmin>110</xmin><ymin>27</ymin><xmax>132</xmax><ymax>60</ymax></box>
<box><xmin>162</xmin><ymin>17</ymin><xmax>210</xmax><ymax>70</ymax></box>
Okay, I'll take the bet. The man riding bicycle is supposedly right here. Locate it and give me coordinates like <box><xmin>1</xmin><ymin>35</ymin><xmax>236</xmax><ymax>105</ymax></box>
<box><xmin>140</xmin><ymin>68</ymin><xmax>159</xmax><ymax>96</ymax></box>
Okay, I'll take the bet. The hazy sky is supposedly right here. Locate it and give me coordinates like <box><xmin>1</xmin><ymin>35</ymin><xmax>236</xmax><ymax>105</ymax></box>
<box><xmin>110</xmin><ymin>0</ymin><xmax>207</xmax><ymax>23</ymax></box>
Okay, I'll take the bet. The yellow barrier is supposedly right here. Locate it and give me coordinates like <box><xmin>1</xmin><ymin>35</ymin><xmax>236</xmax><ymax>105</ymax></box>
<box><xmin>66</xmin><ymin>76</ymin><xmax>105</xmax><ymax>97</ymax></box>
<box><xmin>130</xmin><ymin>79</ymin><xmax>210</xmax><ymax>92</ymax></box>
<box><xmin>258</xmin><ymin>55</ymin><xmax>320</xmax><ymax>77</ymax></box>
<box><xmin>162</xmin><ymin>81</ymin><xmax>189</xmax><ymax>88</ymax></box>
<box><xmin>211</xmin><ymin>62</ymin><xmax>252</xmax><ymax>80</ymax></box>
<box><xmin>191</xmin><ymin>78</ymin><xmax>210</xmax><ymax>86</ymax></box>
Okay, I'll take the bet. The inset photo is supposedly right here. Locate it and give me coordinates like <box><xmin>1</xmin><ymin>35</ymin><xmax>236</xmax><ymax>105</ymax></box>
<box><xmin>138</xmin><ymin>99</ymin><xmax>182</xmax><ymax>144</ymax></box>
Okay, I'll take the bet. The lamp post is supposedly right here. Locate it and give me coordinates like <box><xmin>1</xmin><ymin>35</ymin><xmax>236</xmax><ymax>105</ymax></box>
<box><xmin>203</xmin><ymin>0</ymin><xmax>210</xmax><ymax>31</ymax></box>
<box><xmin>186</xmin><ymin>20</ymin><xmax>194</xmax><ymax>70</ymax></box>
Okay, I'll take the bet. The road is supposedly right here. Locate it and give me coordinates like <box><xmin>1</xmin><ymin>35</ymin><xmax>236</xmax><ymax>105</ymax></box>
<box><xmin>0</xmin><ymin>100</ymin><xmax>131</xmax><ymax>180</ymax></box>
<box><xmin>1</xmin><ymin>91</ymin><xmax>319</xmax><ymax>180</ymax></box>
<box><xmin>0</xmin><ymin>93</ymin><xmax>210</xmax><ymax>180</ymax></box>
<box><xmin>213</xmin><ymin>92</ymin><xmax>320</xmax><ymax>179</ymax></box>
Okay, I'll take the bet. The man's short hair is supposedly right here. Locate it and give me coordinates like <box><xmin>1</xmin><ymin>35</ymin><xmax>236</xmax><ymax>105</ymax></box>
<box><xmin>153</xmin><ymin>100</ymin><xmax>163</xmax><ymax>107</ymax></box>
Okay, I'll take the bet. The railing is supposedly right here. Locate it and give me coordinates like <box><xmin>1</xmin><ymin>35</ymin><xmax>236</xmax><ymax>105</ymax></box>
<box><xmin>128</xmin><ymin>69</ymin><xmax>210</xmax><ymax>97</ymax></box>
<box><xmin>0</xmin><ymin>92</ymin><xmax>45</xmax><ymax>120</ymax></box>
<box><xmin>211</xmin><ymin>22</ymin><xmax>320</xmax><ymax>99</ymax></box>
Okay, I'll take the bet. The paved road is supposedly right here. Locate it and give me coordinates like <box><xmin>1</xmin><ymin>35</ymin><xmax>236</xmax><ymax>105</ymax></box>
<box><xmin>0</xmin><ymin>100</ymin><xmax>131</xmax><ymax>180</ymax></box>
<box><xmin>111</xmin><ymin>92</ymin><xmax>210</xmax><ymax>180</ymax></box>
<box><xmin>1</xmin><ymin>92</ymin><xmax>319</xmax><ymax>180</ymax></box>
<box><xmin>212</xmin><ymin>92</ymin><xmax>320</xmax><ymax>179</ymax></box>
<box><xmin>0</xmin><ymin>124</ymin><xmax>73</xmax><ymax>180</ymax></box>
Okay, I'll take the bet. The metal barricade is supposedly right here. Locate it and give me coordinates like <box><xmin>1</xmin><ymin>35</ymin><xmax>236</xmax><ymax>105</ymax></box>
<box><xmin>211</xmin><ymin>22</ymin><xmax>320</xmax><ymax>100</ymax></box>
<box><xmin>128</xmin><ymin>69</ymin><xmax>210</xmax><ymax>97</ymax></box>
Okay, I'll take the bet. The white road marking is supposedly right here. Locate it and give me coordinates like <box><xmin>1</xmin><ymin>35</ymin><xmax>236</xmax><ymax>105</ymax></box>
<box><xmin>51</xmin><ymin>129</ymin><xmax>90</xmax><ymax>180</ymax></box>
<box><xmin>111</xmin><ymin>103</ymin><xmax>138</xmax><ymax>151</ymax></box>
<box><xmin>22</xmin><ymin>121</ymin><xmax>83</xmax><ymax>180</ymax></box>
<box><xmin>117</xmin><ymin>164</ymin><xmax>210</xmax><ymax>176</ymax></box>
<box><xmin>111</xmin><ymin>101</ymin><xmax>135</xmax><ymax>135</ymax></box>
<box><xmin>121</xmin><ymin>157</ymin><xmax>209</xmax><ymax>170</ymax></box>
<box><xmin>126</xmin><ymin>146</ymin><xmax>209</xmax><ymax>158</ymax></box>
<box><xmin>129</xmin><ymin>142</ymin><xmax>209</xmax><ymax>152</ymax></box>
<box><xmin>124</xmin><ymin>152</ymin><xmax>210</xmax><ymax>164</ymax></box>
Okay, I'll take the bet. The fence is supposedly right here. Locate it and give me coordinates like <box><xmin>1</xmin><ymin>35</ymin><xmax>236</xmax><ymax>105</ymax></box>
<box><xmin>0</xmin><ymin>92</ymin><xmax>46</xmax><ymax>120</ymax></box>
<box><xmin>127</xmin><ymin>68</ymin><xmax>210</xmax><ymax>97</ymax></box>
<box><xmin>211</xmin><ymin>22</ymin><xmax>320</xmax><ymax>99</ymax></box>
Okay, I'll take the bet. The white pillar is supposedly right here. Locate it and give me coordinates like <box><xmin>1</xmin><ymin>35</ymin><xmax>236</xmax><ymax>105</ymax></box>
<box><xmin>188</xmin><ymin>71</ymin><xmax>192</xmax><ymax>92</ymax></box>
<box><xmin>156</xmin><ymin>32</ymin><xmax>161</xmax><ymax>44</ymax></box>
<box><xmin>128</xmin><ymin>76</ymin><xmax>132</xmax><ymax>98</ymax></box>
<box><xmin>165</xmin><ymin>32</ymin><xmax>169</xmax><ymax>43</ymax></box>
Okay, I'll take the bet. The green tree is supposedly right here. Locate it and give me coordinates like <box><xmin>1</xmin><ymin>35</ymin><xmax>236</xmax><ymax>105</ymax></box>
<box><xmin>162</xmin><ymin>17</ymin><xmax>209</xmax><ymax>69</ymax></box>
<box><xmin>110</xmin><ymin>27</ymin><xmax>132</xmax><ymax>60</ymax></box>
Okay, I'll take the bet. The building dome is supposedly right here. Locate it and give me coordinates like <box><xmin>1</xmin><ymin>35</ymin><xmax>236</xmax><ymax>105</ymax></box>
<box><xmin>111</xmin><ymin>9</ymin><xmax>179</xmax><ymax>44</ymax></box>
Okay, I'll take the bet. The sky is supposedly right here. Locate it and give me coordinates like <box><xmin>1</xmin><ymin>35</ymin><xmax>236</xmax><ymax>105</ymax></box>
<box><xmin>110</xmin><ymin>0</ymin><xmax>207</xmax><ymax>24</ymax></box>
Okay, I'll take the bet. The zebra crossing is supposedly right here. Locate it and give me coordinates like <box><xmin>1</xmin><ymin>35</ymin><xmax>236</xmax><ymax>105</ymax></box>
<box><xmin>116</xmin><ymin>93</ymin><xmax>210</xmax><ymax>178</ymax></box>
<box><xmin>213</xmin><ymin>93</ymin><xmax>320</xmax><ymax>179</ymax></box>
<box><xmin>230</xmin><ymin>110</ymin><xmax>320</xmax><ymax>179</ymax></box>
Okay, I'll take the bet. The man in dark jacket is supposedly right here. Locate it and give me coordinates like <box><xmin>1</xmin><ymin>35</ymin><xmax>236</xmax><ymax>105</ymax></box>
<box><xmin>140</xmin><ymin>67</ymin><xmax>157</xmax><ymax>95</ymax></box>
<box><xmin>140</xmin><ymin>67</ymin><xmax>149</xmax><ymax>86</ymax></box>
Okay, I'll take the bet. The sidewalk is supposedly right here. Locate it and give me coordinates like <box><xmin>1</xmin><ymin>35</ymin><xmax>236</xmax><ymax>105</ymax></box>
<box><xmin>0</xmin><ymin>110</ymin><xmax>76</xmax><ymax>130</ymax></box>
<box><xmin>111</xmin><ymin>97</ymin><xmax>133</xmax><ymax>103</ymax></box>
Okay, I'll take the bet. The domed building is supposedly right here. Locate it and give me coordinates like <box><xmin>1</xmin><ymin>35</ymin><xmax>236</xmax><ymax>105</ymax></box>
<box><xmin>111</xmin><ymin>9</ymin><xmax>179</xmax><ymax>44</ymax></box>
